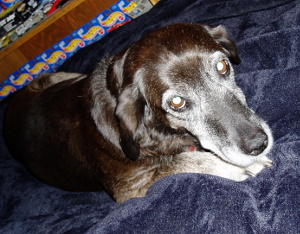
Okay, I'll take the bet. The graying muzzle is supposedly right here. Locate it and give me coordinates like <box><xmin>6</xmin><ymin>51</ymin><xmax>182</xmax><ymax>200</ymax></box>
<box><xmin>207</xmin><ymin>93</ymin><xmax>270</xmax><ymax>157</ymax></box>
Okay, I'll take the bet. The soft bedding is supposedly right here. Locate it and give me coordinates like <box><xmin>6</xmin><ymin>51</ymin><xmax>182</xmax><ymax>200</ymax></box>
<box><xmin>1</xmin><ymin>0</ymin><xmax>300</xmax><ymax>233</ymax></box>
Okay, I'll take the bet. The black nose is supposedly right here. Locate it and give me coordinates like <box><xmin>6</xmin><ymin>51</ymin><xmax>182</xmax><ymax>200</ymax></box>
<box><xmin>241</xmin><ymin>129</ymin><xmax>268</xmax><ymax>156</ymax></box>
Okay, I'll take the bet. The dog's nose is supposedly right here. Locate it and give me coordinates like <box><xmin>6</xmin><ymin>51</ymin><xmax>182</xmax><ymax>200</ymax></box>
<box><xmin>241</xmin><ymin>129</ymin><xmax>268</xmax><ymax>156</ymax></box>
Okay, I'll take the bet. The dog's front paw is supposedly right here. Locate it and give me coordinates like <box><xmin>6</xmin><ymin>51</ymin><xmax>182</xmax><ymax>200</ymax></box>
<box><xmin>218</xmin><ymin>156</ymin><xmax>273</xmax><ymax>181</ymax></box>
<box><xmin>244</xmin><ymin>156</ymin><xmax>273</xmax><ymax>178</ymax></box>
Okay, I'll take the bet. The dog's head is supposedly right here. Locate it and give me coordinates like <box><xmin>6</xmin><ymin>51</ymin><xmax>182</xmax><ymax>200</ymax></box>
<box><xmin>109</xmin><ymin>23</ymin><xmax>272</xmax><ymax>167</ymax></box>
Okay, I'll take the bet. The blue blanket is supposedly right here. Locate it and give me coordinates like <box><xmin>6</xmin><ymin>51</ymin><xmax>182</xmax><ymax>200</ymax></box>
<box><xmin>1</xmin><ymin>0</ymin><xmax>299</xmax><ymax>232</ymax></box>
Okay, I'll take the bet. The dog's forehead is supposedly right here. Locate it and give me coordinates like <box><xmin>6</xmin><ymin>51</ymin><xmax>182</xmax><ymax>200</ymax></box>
<box><xmin>130</xmin><ymin>24</ymin><xmax>230</xmax><ymax>105</ymax></box>
<box><xmin>167</xmin><ymin>50</ymin><xmax>225</xmax><ymax>81</ymax></box>
<box><xmin>143</xmin><ymin>24</ymin><xmax>222</xmax><ymax>52</ymax></box>
<box><xmin>139</xmin><ymin>50</ymin><xmax>228</xmax><ymax>109</ymax></box>
<box><xmin>135</xmin><ymin>24</ymin><xmax>226</xmax><ymax>82</ymax></box>
<box><xmin>137</xmin><ymin>24</ymin><xmax>222</xmax><ymax>57</ymax></box>
<box><xmin>128</xmin><ymin>24</ymin><xmax>223</xmax><ymax>71</ymax></box>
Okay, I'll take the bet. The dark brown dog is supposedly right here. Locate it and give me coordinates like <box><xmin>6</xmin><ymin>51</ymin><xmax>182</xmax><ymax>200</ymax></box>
<box><xmin>4</xmin><ymin>24</ymin><xmax>273</xmax><ymax>203</ymax></box>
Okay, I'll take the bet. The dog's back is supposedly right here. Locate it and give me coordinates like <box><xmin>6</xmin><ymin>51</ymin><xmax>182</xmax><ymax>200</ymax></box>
<box><xmin>4</xmin><ymin>73</ymin><xmax>104</xmax><ymax>191</ymax></box>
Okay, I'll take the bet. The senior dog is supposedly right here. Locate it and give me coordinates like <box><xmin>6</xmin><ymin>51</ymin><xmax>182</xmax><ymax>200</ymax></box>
<box><xmin>5</xmin><ymin>23</ymin><xmax>273</xmax><ymax>203</ymax></box>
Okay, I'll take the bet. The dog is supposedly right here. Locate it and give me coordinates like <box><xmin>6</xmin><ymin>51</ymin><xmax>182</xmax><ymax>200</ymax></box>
<box><xmin>4</xmin><ymin>23</ymin><xmax>273</xmax><ymax>203</ymax></box>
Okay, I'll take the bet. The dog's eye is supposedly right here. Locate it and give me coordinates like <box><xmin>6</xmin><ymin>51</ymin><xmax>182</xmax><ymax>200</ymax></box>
<box><xmin>170</xmin><ymin>96</ymin><xmax>186</xmax><ymax>109</ymax></box>
<box><xmin>216</xmin><ymin>60</ymin><xmax>229</xmax><ymax>75</ymax></box>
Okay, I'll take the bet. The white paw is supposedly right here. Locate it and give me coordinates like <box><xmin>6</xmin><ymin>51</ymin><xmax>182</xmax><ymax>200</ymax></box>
<box><xmin>244</xmin><ymin>156</ymin><xmax>273</xmax><ymax>178</ymax></box>
<box><xmin>173</xmin><ymin>152</ymin><xmax>272</xmax><ymax>182</ymax></box>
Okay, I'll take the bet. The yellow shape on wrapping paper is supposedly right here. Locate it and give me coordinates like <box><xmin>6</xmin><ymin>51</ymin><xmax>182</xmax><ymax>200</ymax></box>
<box><xmin>121</xmin><ymin>1</ymin><xmax>137</xmax><ymax>14</ymax></box>
<box><xmin>62</xmin><ymin>39</ymin><xmax>85</xmax><ymax>52</ymax></box>
<box><xmin>45</xmin><ymin>51</ymin><xmax>67</xmax><ymax>64</ymax></box>
<box><xmin>28</xmin><ymin>62</ymin><xmax>49</xmax><ymax>75</ymax></box>
<box><xmin>100</xmin><ymin>12</ymin><xmax>125</xmax><ymax>27</ymax></box>
<box><xmin>81</xmin><ymin>26</ymin><xmax>105</xmax><ymax>41</ymax></box>
<box><xmin>0</xmin><ymin>85</ymin><xmax>16</xmax><ymax>97</ymax></box>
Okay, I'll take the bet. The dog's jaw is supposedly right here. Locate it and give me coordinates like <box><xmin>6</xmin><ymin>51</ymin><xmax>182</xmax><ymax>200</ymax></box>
<box><xmin>164</xmin><ymin>102</ymin><xmax>273</xmax><ymax>168</ymax></box>
<box><xmin>193</xmin><ymin>117</ymin><xmax>274</xmax><ymax>168</ymax></box>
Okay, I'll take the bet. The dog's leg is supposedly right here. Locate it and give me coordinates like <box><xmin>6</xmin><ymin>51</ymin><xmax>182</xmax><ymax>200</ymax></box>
<box><xmin>113</xmin><ymin>153</ymin><xmax>273</xmax><ymax>202</ymax></box>
<box><xmin>160</xmin><ymin>152</ymin><xmax>272</xmax><ymax>182</ymax></box>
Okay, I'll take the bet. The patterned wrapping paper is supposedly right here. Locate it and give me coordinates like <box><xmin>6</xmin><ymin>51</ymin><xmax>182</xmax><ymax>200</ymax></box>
<box><xmin>0</xmin><ymin>0</ymin><xmax>154</xmax><ymax>100</ymax></box>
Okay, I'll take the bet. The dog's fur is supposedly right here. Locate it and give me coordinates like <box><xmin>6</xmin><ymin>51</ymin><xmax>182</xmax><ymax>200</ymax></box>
<box><xmin>4</xmin><ymin>24</ymin><xmax>273</xmax><ymax>203</ymax></box>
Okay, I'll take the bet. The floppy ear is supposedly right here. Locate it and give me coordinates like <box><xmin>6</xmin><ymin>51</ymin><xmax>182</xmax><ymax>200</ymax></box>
<box><xmin>202</xmin><ymin>25</ymin><xmax>241</xmax><ymax>64</ymax></box>
<box><xmin>115</xmin><ymin>85</ymin><xmax>146</xmax><ymax>161</ymax></box>
<box><xmin>109</xmin><ymin>51</ymin><xmax>146</xmax><ymax>161</ymax></box>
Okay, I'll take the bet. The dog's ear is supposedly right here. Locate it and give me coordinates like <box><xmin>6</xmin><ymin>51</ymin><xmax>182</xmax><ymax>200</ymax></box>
<box><xmin>202</xmin><ymin>25</ymin><xmax>241</xmax><ymax>65</ymax></box>
<box><xmin>110</xmin><ymin>51</ymin><xmax>146</xmax><ymax>161</ymax></box>
<box><xmin>115</xmin><ymin>85</ymin><xmax>146</xmax><ymax>161</ymax></box>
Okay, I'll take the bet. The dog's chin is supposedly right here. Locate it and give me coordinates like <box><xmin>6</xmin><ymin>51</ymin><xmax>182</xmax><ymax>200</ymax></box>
<box><xmin>192</xmin><ymin>124</ymin><xmax>274</xmax><ymax>167</ymax></box>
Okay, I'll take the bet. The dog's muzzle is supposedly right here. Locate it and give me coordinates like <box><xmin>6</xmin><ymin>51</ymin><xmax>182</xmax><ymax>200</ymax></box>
<box><xmin>188</xmin><ymin>97</ymin><xmax>273</xmax><ymax>167</ymax></box>
<box><xmin>239</xmin><ymin>127</ymin><xmax>268</xmax><ymax>156</ymax></box>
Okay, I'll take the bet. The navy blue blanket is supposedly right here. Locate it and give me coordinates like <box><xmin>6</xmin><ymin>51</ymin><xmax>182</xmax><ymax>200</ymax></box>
<box><xmin>1</xmin><ymin>0</ymin><xmax>300</xmax><ymax>232</ymax></box>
